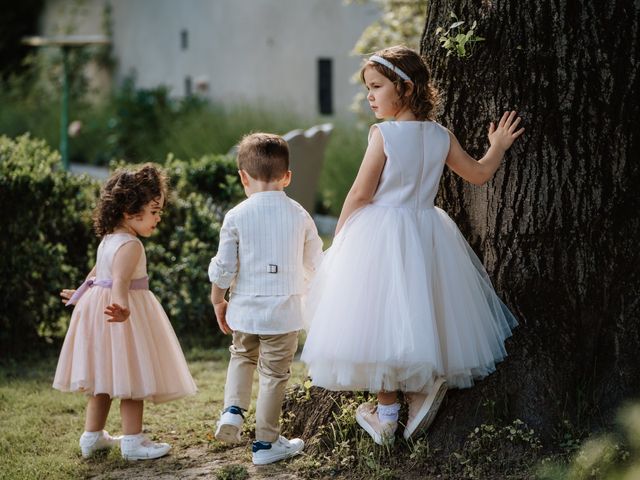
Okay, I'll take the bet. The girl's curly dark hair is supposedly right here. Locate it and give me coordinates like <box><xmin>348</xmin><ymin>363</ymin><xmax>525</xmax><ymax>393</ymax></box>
<box><xmin>360</xmin><ymin>45</ymin><xmax>441</xmax><ymax>121</ymax></box>
<box><xmin>93</xmin><ymin>163</ymin><xmax>169</xmax><ymax>237</ymax></box>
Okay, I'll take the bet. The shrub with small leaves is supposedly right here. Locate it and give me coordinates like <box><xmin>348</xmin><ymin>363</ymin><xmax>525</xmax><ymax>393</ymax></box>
<box><xmin>140</xmin><ymin>153</ymin><xmax>243</xmax><ymax>343</ymax></box>
<box><xmin>0</xmin><ymin>135</ymin><xmax>99</xmax><ymax>355</ymax></box>
<box><xmin>1</xmin><ymin>135</ymin><xmax>243</xmax><ymax>356</ymax></box>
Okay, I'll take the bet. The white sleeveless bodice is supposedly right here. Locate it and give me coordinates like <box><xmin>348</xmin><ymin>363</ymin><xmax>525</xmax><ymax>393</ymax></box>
<box><xmin>95</xmin><ymin>233</ymin><xmax>147</xmax><ymax>280</ymax></box>
<box><xmin>372</xmin><ymin>121</ymin><xmax>450</xmax><ymax>209</ymax></box>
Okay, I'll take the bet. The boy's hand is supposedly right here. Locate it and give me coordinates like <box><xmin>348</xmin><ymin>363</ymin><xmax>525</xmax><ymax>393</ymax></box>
<box><xmin>104</xmin><ymin>303</ymin><xmax>130</xmax><ymax>323</ymax></box>
<box><xmin>60</xmin><ymin>289</ymin><xmax>76</xmax><ymax>305</ymax></box>
<box><xmin>488</xmin><ymin>110</ymin><xmax>525</xmax><ymax>151</ymax></box>
<box><xmin>213</xmin><ymin>300</ymin><xmax>232</xmax><ymax>335</ymax></box>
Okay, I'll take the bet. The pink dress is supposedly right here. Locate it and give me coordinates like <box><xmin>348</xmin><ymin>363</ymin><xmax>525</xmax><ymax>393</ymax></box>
<box><xmin>53</xmin><ymin>233</ymin><xmax>197</xmax><ymax>403</ymax></box>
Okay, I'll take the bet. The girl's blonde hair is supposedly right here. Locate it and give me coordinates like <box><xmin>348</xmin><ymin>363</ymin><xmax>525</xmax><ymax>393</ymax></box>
<box><xmin>360</xmin><ymin>45</ymin><xmax>440</xmax><ymax>121</ymax></box>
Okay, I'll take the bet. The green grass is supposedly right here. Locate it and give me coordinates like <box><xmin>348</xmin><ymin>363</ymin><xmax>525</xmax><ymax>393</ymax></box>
<box><xmin>0</xmin><ymin>347</ymin><xmax>309</xmax><ymax>480</ymax></box>
<box><xmin>5</xmin><ymin>346</ymin><xmax>635</xmax><ymax>479</ymax></box>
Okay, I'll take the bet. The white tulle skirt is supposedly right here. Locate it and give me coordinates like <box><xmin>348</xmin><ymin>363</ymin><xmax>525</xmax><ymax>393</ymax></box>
<box><xmin>301</xmin><ymin>204</ymin><xmax>517</xmax><ymax>393</ymax></box>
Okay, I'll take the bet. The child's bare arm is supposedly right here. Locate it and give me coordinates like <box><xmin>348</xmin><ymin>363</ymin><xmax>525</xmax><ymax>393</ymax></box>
<box><xmin>446</xmin><ymin>111</ymin><xmax>524</xmax><ymax>185</ymax></box>
<box><xmin>60</xmin><ymin>266</ymin><xmax>96</xmax><ymax>304</ymax></box>
<box><xmin>336</xmin><ymin>125</ymin><xmax>387</xmax><ymax>235</ymax></box>
<box><xmin>210</xmin><ymin>284</ymin><xmax>232</xmax><ymax>335</ymax></box>
<box><xmin>106</xmin><ymin>241</ymin><xmax>143</xmax><ymax>322</ymax></box>
<box><xmin>208</xmin><ymin>214</ymin><xmax>238</xmax><ymax>335</ymax></box>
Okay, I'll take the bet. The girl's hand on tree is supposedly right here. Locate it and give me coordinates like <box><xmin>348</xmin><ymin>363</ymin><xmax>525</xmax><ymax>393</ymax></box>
<box><xmin>60</xmin><ymin>289</ymin><xmax>76</xmax><ymax>304</ymax></box>
<box><xmin>104</xmin><ymin>303</ymin><xmax>130</xmax><ymax>323</ymax></box>
<box><xmin>488</xmin><ymin>110</ymin><xmax>525</xmax><ymax>151</ymax></box>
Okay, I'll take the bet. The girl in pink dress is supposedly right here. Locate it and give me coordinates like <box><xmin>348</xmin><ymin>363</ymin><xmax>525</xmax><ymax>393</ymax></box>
<box><xmin>54</xmin><ymin>164</ymin><xmax>197</xmax><ymax>460</ymax></box>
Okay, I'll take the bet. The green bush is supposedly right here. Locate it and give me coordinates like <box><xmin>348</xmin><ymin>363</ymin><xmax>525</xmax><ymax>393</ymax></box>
<box><xmin>538</xmin><ymin>403</ymin><xmax>640</xmax><ymax>480</ymax></box>
<box><xmin>0</xmin><ymin>134</ymin><xmax>98</xmax><ymax>355</ymax></box>
<box><xmin>145</xmin><ymin>153</ymin><xmax>243</xmax><ymax>342</ymax></box>
<box><xmin>0</xmin><ymin>134</ymin><xmax>244</xmax><ymax>356</ymax></box>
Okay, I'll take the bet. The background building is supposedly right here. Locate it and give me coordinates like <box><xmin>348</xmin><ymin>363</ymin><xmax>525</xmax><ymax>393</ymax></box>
<box><xmin>40</xmin><ymin>0</ymin><xmax>380</xmax><ymax>118</ymax></box>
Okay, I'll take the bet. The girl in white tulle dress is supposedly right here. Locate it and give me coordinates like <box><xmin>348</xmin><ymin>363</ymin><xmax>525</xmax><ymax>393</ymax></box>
<box><xmin>54</xmin><ymin>164</ymin><xmax>197</xmax><ymax>460</ymax></box>
<box><xmin>301</xmin><ymin>46</ymin><xmax>524</xmax><ymax>445</ymax></box>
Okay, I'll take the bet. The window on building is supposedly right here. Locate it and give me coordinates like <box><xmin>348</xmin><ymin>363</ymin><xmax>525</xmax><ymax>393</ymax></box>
<box><xmin>318</xmin><ymin>58</ymin><xmax>333</xmax><ymax>115</ymax></box>
<box><xmin>185</xmin><ymin>76</ymin><xmax>192</xmax><ymax>96</ymax></box>
<box><xmin>181</xmin><ymin>29</ymin><xmax>189</xmax><ymax>50</ymax></box>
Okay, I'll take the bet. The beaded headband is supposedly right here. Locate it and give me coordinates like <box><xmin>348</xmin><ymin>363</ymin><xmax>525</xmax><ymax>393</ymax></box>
<box><xmin>368</xmin><ymin>55</ymin><xmax>412</xmax><ymax>82</ymax></box>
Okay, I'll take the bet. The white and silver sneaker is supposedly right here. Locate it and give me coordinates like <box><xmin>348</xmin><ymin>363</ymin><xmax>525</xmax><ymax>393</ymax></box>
<box><xmin>120</xmin><ymin>433</ymin><xmax>171</xmax><ymax>460</ymax></box>
<box><xmin>355</xmin><ymin>402</ymin><xmax>397</xmax><ymax>446</ymax></box>
<box><xmin>403</xmin><ymin>377</ymin><xmax>448</xmax><ymax>440</ymax></box>
<box><xmin>79</xmin><ymin>430</ymin><xmax>121</xmax><ymax>458</ymax></box>
<box><xmin>215</xmin><ymin>406</ymin><xmax>244</xmax><ymax>443</ymax></box>
<box><xmin>252</xmin><ymin>436</ymin><xmax>304</xmax><ymax>465</ymax></box>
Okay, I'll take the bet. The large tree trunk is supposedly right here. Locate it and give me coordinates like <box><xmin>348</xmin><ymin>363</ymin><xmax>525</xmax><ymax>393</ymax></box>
<box><xmin>421</xmin><ymin>0</ymin><xmax>640</xmax><ymax>444</ymax></box>
<box><xmin>284</xmin><ymin>0</ymin><xmax>640</xmax><ymax>455</ymax></box>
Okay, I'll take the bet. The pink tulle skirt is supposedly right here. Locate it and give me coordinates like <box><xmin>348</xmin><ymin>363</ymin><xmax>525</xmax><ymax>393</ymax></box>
<box><xmin>53</xmin><ymin>287</ymin><xmax>197</xmax><ymax>403</ymax></box>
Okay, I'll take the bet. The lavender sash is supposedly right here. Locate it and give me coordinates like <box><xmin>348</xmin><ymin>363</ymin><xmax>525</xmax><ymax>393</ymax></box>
<box><xmin>66</xmin><ymin>276</ymin><xmax>149</xmax><ymax>306</ymax></box>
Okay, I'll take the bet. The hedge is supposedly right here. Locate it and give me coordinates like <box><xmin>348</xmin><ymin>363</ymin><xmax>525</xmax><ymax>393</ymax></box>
<box><xmin>0</xmin><ymin>134</ymin><xmax>243</xmax><ymax>356</ymax></box>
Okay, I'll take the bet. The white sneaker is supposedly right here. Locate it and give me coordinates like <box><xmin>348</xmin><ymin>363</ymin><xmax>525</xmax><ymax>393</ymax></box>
<box><xmin>355</xmin><ymin>402</ymin><xmax>397</xmax><ymax>446</ymax></box>
<box><xmin>120</xmin><ymin>433</ymin><xmax>171</xmax><ymax>460</ymax></box>
<box><xmin>215</xmin><ymin>406</ymin><xmax>244</xmax><ymax>443</ymax></box>
<box><xmin>252</xmin><ymin>436</ymin><xmax>304</xmax><ymax>465</ymax></box>
<box><xmin>79</xmin><ymin>430</ymin><xmax>121</xmax><ymax>458</ymax></box>
<box><xmin>403</xmin><ymin>377</ymin><xmax>448</xmax><ymax>440</ymax></box>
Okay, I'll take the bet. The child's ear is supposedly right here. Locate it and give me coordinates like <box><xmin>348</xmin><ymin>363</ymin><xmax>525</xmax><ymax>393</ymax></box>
<box><xmin>238</xmin><ymin>169</ymin><xmax>250</xmax><ymax>187</ymax></box>
<box><xmin>282</xmin><ymin>170</ymin><xmax>292</xmax><ymax>188</ymax></box>
<box><xmin>404</xmin><ymin>81</ymin><xmax>414</xmax><ymax>97</ymax></box>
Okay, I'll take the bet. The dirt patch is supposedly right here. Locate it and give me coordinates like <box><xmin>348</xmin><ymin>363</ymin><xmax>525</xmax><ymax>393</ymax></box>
<box><xmin>88</xmin><ymin>444</ymin><xmax>307</xmax><ymax>479</ymax></box>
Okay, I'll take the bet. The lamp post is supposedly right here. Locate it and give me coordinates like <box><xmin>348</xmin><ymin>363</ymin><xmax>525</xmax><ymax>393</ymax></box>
<box><xmin>22</xmin><ymin>35</ymin><xmax>110</xmax><ymax>170</ymax></box>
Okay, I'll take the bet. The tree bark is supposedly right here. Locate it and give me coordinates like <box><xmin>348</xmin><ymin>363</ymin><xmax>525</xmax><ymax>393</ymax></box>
<box><xmin>284</xmin><ymin>0</ymin><xmax>640</xmax><ymax>454</ymax></box>
<box><xmin>418</xmin><ymin>0</ymin><xmax>640</xmax><ymax>445</ymax></box>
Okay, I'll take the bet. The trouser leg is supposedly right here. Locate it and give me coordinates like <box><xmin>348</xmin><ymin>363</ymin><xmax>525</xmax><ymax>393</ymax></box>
<box><xmin>254</xmin><ymin>331</ymin><xmax>299</xmax><ymax>442</ymax></box>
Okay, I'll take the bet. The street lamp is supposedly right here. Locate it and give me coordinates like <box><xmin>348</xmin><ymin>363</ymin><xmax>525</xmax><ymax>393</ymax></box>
<box><xmin>22</xmin><ymin>35</ymin><xmax>110</xmax><ymax>170</ymax></box>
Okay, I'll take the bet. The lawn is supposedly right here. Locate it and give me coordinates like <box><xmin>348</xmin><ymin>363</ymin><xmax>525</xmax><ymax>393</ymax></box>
<box><xmin>0</xmin><ymin>346</ymin><xmax>310</xmax><ymax>480</ymax></box>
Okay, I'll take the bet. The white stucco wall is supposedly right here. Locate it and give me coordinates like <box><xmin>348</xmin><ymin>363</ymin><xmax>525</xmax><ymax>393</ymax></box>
<box><xmin>41</xmin><ymin>0</ymin><xmax>379</xmax><ymax>118</ymax></box>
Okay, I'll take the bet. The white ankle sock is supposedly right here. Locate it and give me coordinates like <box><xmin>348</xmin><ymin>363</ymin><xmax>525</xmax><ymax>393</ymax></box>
<box><xmin>81</xmin><ymin>430</ymin><xmax>101</xmax><ymax>442</ymax></box>
<box><xmin>377</xmin><ymin>402</ymin><xmax>400</xmax><ymax>423</ymax></box>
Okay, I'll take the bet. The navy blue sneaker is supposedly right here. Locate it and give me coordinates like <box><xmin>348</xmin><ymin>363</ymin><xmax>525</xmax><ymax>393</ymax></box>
<box><xmin>252</xmin><ymin>435</ymin><xmax>304</xmax><ymax>465</ymax></box>
<box><xmin>215</xmin><ymin>406</ymin><xmax>245</xmax><ymax>443</ymax></box>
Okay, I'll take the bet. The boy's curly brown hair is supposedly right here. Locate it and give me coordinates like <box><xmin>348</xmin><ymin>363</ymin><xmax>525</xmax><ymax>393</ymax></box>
<box><xmin>360</xmin><ymin>45</ymin><xmax>440</xmax><ymax>121</ymax></box>
<box><xmin>93</xmin><ymin>163</ymin><xmax>169</xmax><ymax>237</ymax></box>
